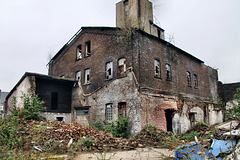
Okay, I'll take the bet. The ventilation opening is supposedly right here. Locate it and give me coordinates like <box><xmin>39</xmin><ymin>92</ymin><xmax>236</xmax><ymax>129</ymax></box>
<box><xmin>56</xmin><ymin>117</ymin><xmax>63</xmax><ymax>121</ymax></box>
<box><xmin>165</xmin><ymin>109</ymin><xmax>174</xmax><ymax>132</ymax></box>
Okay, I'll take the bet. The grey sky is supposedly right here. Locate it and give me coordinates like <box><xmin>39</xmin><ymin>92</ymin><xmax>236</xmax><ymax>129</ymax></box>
<box><xmin>0</xmin><ymin>0</ymin><xmax>239</xmax><ymax>92</ymax></box>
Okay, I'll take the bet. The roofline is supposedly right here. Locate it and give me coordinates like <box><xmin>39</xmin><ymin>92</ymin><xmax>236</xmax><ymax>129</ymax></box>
<box><xmin>136</xmin><ymin>29</ymin><xmax>204</xmax><ymax>64</ymax></box>
<box><xmin>6</xmin><ymin>72</ymin><xmax>74</xmax><ymax>100</ymax></box>
<box><xmin>47</xmin><ymin>26</ymin><xmax>120</xmax><ymax>66</ymax></box>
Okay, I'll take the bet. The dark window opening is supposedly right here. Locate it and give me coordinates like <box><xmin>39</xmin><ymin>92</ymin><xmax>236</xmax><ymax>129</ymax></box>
<box><xmin>51</xmin><ymin>92</ymin><xmax>58</xmax><ymax>110</ymax></box>
<box><xmin>189</xmin><ymin>113</ymin><xmax>196</xmax><ymax>128</ymax></box>
<box><xmin>154</xmin><ymin>59</ymin><xmax>161</xmax><ymax>78</ymax></box>
<box><xmin>187</xmin><ymin>71</ymin><xmax>191</xmax><ymax>87</ymax></box>
<box><xmin>124</xmin><ymin>0</ymin><xmax>128</xmax><ymax>6</ymax></box>
<box><xmin>56</xmin><ymin>117</ymin><xmax>63</xmax><ymax>121</ymax></box>
<box><xmin>165</xmin><ymin>109</ymin><xmax>174</xmax><ymax>131</ymax></box>
<box><xmin>85</xmin><ymin>41</ymin><xmax>91</xmax><ymax>57</ymax></box>
<box><xmin>193</xmin><ymin>74</ymin><xmax>198</xmax><ymax>88</ymax></box>
<box><xmin>166</xmin><ymin>63</ymin><xmax>172</xmax><ymax>81</ymax></box>
<box><xmin>204</xmin><ymin>106</ymin><xmax>208</xmax><ymax>123</ymax></box>
<box><xmin>118</xmin><ymin>102</ymin><xmax>126</xmax><ymax>117</ymax></box>
<box><xmin>157</xmin><ymin>30</ymin><xmax>161</xmax><ymax>38</ymax></box>
<box><xmin>76</xmin><ymin>45</ymin><xmax>82</xmax><ymax>60</ymax></box>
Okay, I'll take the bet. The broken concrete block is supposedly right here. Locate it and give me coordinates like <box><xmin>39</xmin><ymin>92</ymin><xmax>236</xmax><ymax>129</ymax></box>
<box><xmin>215</xmin><ymin>120</ymin><xmax>239</xmax><ymax>130</ymax></box>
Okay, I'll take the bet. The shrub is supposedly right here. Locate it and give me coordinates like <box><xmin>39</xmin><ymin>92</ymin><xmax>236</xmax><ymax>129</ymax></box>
<box><xmin>107</xmin><ymin>116</ymin><xmax>130</xmax><ymax>138</ymax></box>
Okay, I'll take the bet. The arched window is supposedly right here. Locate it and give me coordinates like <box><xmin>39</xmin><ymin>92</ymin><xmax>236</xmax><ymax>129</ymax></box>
<box><xmin>118</xmin><ymin>58</ymin><xmax>126</xmax><ymax>76</ymax></box>
<box><xmin>76</xmin><ymin>45</ymin><xmax>82</xmax><ymax>60</ymax></box>
<box><xmin>193</xmin><ymin>74</ymin><xmax>198</xmax><ymax>88</ymax></box>
<box><xmin>187</xmin><ymin>71</ymin><xmax>191</xmax><ymax>87</ymax></box>
<box><xmin>106</xmin><ymin>61</ymin><xmax>113</xmax><ymax>80</ymax></box>
<box><xmin>166</xmin><ymin>63</ymin><xmax>171</xmax><ymax>81</ymax></box>
<box><xmin>154</xmin><ymin>59</ymin><xmax>161</xmax><ymax>78</ymax></box>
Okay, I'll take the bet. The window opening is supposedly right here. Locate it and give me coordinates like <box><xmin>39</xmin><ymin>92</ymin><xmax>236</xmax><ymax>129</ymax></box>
<box><xmin>118</xmin><ymin>102</ymin><xmax>126</xmax><ymax>117</ymax></box>
<box><xmin>157</xmin><ymin>30</ymin><xmax>161</xmax><ymax>39</ymax></box>
<box><xmin>51</xmin><ymin>92</ymin><xmax>58</xmax><ymax>110</ymax></box>
<box><xmin>187</xmin><ymin>71</ymin><xmax>191</xmax><ymax>87</ymax></box>
<box><xmin>154</xmin><ymin>59</ymin><xmax>161</xmax><ymax>78</ymax></box>
<box><xmin>106</xmin><ymin>104</ymin><xmax>113</xmax><ymax>121</ymax></box>
<box><xmin>60</xmin><ymin>75</ymin><xmax>65</xmax><ymax>78</ymax></box>
<box><xmin>56</xmin><ymin>117</ymin><xmax>63</xmax><ymax>121</ymax></box>
<box><xmin>76</xmin><ymin>108</ymin><xmax>89</xmax><ymax>116</ymax></box>
<box><xmin>165</xmin><ymin>109</ymin><xmax>174</xmax><ymax>131</ymax></box>
<box><xmin>76</xmin><ymin>45</ymin><xmax>82</xmax><ymax>60</ymax></box>
<box><xmin>193</xmin><ymin>74</ymin><xmax>198</xmax><ymax>88</ymax></box>
<box><xmin>189</xmin><ymin>113</ymin><xmax>196</xmax><ymax>128</ymax></box>
<box><xmin>166</xmin><ymin>63</ymin><xmax>172</xmax><ymax>81</ymax></box>
<box><xmin>85</xmin><ymin>41</ymin><xmax>91</xmax><ymax>57</ymax></box>
<box><xmin>84</xmin><ymin>69</ymin><xmax>90</xmax><ymax>84</ymax></box>
<box><xmin>118</xmin><ymin>58</ymin><xmax>126</xmax><ymax>76</ymax></box>
<box><xmin>106</xmin><ymin>61</ymin><xmax>113</xmax><ymax>80</ymax></box>
<box><xmin>75</xmin><ymin>71</ymin><xmax>81</xmax><ymax>81</ymax></box>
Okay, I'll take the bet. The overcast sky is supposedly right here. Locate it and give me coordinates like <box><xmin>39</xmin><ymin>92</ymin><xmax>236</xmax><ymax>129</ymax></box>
<box><xmin>0</xmin><ymin>0</ymin><xmax>239</xmax><ymax>92</ymax></box>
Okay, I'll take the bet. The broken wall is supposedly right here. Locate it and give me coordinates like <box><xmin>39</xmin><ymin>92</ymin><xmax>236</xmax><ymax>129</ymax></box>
<box><xmin>72</xmin><ymin>72</ymin><xmax>142</xmax><ymax>135</ymax></box>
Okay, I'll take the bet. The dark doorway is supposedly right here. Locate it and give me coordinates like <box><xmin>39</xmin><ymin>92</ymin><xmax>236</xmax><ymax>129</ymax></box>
<box><xmin>165</xmin><ymin>109</ymin><xmax>174</xmax><ymax>131</ymax></box>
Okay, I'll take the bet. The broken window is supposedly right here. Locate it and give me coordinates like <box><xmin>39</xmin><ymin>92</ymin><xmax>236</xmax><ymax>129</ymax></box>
<box><xmin>106</xmin><ymin>104</ymin><xmax>113</xmax><ymax>121</ymax></box>
<box><xmin>118</xmin><ymin>102</ymin><xmax>126</xmax><ymax>117</ymax></box>
<box><xmin>75</xmin><ymin>71</ymin><xmax>81</xmax><ymax>81</ymax></box>
<box><xmin>85</xmin><ymin>41</ymin><xmax>91</xmax><ymax>57</ymax></box>
<box><xmin>106</xmin><ymin>61</ymin><xmax>113</xmax><ymax>80</ymax></box>
<box><xmin>193</xmin><ymin>74</ymin><xmax>198</xmax><ymax>88</ymax></box>
<box><xmin>51</xmin><ymin>92</ymin><xmax>58</xmax><ymax>110</ymax></box>
<box><xmin>189</xmin><ymin>113</ymin><xmax>196</xmax><ymax>128</ymax></box>
<box><xmin>154</xmin><ymin>59</ymin><xmax>161</xmax><ymax>78</ymax></box>
<box><xmin>118</xmin><ymin>58</ymin><xmax>126</xmax><ymax>76</ymax></box>
<box><xmin>60</xmin><ymin>75</ymin><xmax>65</xmax><ymax>78</ymax></box>
<box><xmin>187</xmin><ymin>71</ymin><xmax>191</xmax><ymax>87</ymax></box>
<box><xmin>76</xmin><ymin>108</ymin><xmax>89</xmax><ymax>116</ymax></box>
<box><xmin>166</xmin><ymin>63</ymin><xmax>172</xmax><ymax>81</ymax></box>
<box><xmin>84</xmin><ymin>68</ymin><xmax>90</xmax><ymax>84</ymax></box>
<box><xmin>76</xmin><ymin>45</ymin><xmax>82</xmax><ymax>60</ymax></box>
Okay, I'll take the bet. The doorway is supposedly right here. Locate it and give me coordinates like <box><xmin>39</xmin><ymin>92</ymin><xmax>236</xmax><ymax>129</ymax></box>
<box><xmin>165</xmin><ymin>109</ymin><xmax>174</xmax><ymax>131</ymax></box>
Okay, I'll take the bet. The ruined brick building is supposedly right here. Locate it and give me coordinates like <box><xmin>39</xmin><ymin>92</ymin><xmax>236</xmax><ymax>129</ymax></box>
<box><xmin>5</xmin><ymin>0</ymin><xmax>223</xmax><ymax>135</ymax></box>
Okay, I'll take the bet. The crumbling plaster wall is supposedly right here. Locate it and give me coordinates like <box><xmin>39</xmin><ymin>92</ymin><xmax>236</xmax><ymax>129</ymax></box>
<box><xmin>6</xmin><ymin>76</ymin><xmax>34</xmax><ymax>115</ymax></box>
<box><xmin>72</xmin><ymin>72</ymin><xmax>142</xmax><ymax>135</ymax></box>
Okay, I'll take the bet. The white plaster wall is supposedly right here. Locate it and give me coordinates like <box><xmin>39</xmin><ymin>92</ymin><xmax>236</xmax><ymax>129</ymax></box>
<box><xmin>190</xmin><ymin>106</ymin><xmax>204</xmax><ymax>122</ymax></box>
<box><xmin>208</xmin><ymin>104</ymin><xmax>223</xmax><ymax>125</ymax></box>
<box><xmin>6</xmin><ymin>77</ymin><xmax>32</xmax><ymax>115</ymax></box>
<box><xmin>172</xmin><ymin>103</ymin><xmax>191</xmax><ymax>133</ymax></box>
<box><xmin>41</xmin><ymin>112</ymin><xmax>71</xmax><ymax>123</ymax></box>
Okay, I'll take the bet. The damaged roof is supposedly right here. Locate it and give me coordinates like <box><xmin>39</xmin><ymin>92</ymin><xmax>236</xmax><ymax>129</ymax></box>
<box><xmin>6</xmin><ymin>72</ymin><xmax>75</xmax><ymax>100</ymax></box>
<box><xmin>47</xmin><ymin>26</ymin><xmax>204</xmax><ymax>66</ymax></box>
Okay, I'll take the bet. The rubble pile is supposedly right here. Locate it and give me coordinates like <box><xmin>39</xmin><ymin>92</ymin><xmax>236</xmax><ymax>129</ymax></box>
<box><xmin>134</xmin><ymin>127</ymin><xmax>172</xmax><ymax>147</ymax></box>
<box><xmin>18</xmin><ymin>120</ymin><xmax>141</xmax><ymax>152</ymax></box>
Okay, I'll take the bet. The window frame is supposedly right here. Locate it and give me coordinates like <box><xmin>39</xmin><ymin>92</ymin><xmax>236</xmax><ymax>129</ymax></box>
<box><xmin>106</xmin><ymin>103</ymin><xmax>113</xmax><ymax>121</ymax></box>
<box><xmin>154</xmin><ymin>59</ymin><xmax>161</xmax><ymax>78</ymax></box>
<box><xmin>76</xmin><ymin>45</ymin><xmax>82</xmax><ymax>61</ymax></box>
<box><xmin>75</xmin><ymin>70</ymin><xmax>81</xmax><ymax>81</ymax></box>
<box><xmin>84</xmin><ymin>68</ymin><xmax>90</xmax><ymax>85</ymax></box>
<box><xmin>187</xmin><ymin>71</ymin><xmax>192</xmax><ymax>87</ymax></box>
<box><xmin>193</xmin><ymin>74</ymin><xmax>198</xmax><ymax>89</ymax></box>
<box><xmin>106</xmin><ymin>61</ymin><xmax>113</xmax><ymax>80</ymax></box>
<box><xmin>85</xmin><ymin>41</ymin><xmax>91</xmax><ymax>57</ymax></box>
<box><xmin>118</xmin><ymin>58</ymin><xmax>127</xmax><ymax>76</ymax></box>
<box><xmin>165</xmin><ymin>63</ymin><xmax>172</xmax><ymax>81</ymax></box>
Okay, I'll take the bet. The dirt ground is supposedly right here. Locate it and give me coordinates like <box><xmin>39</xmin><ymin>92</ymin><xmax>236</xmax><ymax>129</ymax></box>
<box><xmin>74</xmin><ymin>147</ymin><xmax>175</xmax><ymax>160</ymax></box>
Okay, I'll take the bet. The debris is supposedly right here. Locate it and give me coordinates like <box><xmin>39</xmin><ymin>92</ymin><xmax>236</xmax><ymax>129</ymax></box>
<box><xmin>216</xmin><ymin>120</ymin><xmax>239</xmax><ymax>131</ymax></box>
<box><xmin>34</xmin><ymin>146</ymin><xmax>43</xmax><ymax>152</ymax></box>
<box><xmin>67</xmin><ymin>138</ymin><xmax>73</xmax><ymax>148</ymax></box>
